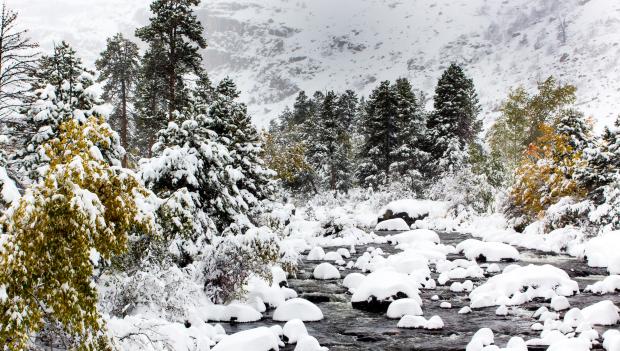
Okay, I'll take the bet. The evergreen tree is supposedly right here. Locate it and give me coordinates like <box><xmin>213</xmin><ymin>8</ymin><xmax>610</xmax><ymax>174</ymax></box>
<box><xmin>135</xmin><ymin>0</ymin><xmax>207</xmax><ymax>123</ymax></box>
<box><xmin>17</xmin><ymin>42</ymin><xmax>118</xmax><ymax>182</ymax></box>
<box><xmin>96</xmin><ymin>33</ymin><xmax>141</xmax><ymax>166</ymax></box>
<box><xmin>391</xmin><ymin>78</ymin><xmax>429</xmax><ymax>189</ymax></box>
<box><xmin>357</xmin><ymin>81</ymin><xmax>398</xmax><ymax>186</ymax></box>
<box><xmin>208</xmin><ymin>78</ymin><xmax>275</xmax><ymax>216</ymax></box>
<box><xmin>427</xmin><ymin>63</ymin><xmax>480</xmax><ymax>174</ymax></box>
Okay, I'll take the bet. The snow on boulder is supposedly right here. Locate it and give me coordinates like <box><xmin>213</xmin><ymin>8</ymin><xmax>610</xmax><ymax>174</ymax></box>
<box><xmin>466</xmin><ymin>328</ymin><xmax>494</xmax><ymax>351</ymax></box>
<box><xmin>456</xmin><ymin>239</ymin><xmax>520</xmax><ymax>262</ymax></box>
<box><xmin>584</xmin><ymin>230</ymin><xmax>620</xmax><ymax>271</ymax></box>
<box><xmin>206</xmin><ymin>303</ymin><xmax>263</xmax><ymax>323</ymax></box>
<box><xmin>378</xmin><ymin>199</ymin><xmax>450</xmax><ymax>226</ymax></box>
<box><xmin>351</xmin><ymin>270</ymin><xmax>421</xmax><ymax>312</ymax></box>
<box><xmin>388</xmin><ymin>229</ymin><xmax>440</xmax><ymax>245</ymax></box>
<box><xmin>337</xmin><ymin>248</ymin><xmax>351</xmax><ymax>259</ymax></box>
<box><xmin>294</xmin><ymin>335</ymin><xmax>328</xmax><ymax>351</ymax></box>
<box><xmin>386</xmin><ymin>298</ymin><xmax>423</xmax><ymax>319</ymax></box>
<box><xmin>581</xmin><ymin>300</ymin><xmax>620</xmax><ymax>325</ymax></box>
<box><xmin>283</xmin><ymin>319</ymin><xmax>308</xmax><ymax>344</ymax></box>
<box><xmin>584</xmin><ymin>275</ymin><xmax>620</xmax><ymax>294</ymax></box>
<box><xmin>375</xmin><ymin>218</ymin><xmax>409</xmax><ymax>231</ymax></box>
<box><xmin>397</xmin><ymin>315</ymin><xmax>443</xmax><ymax>329</ymax></box>
<box><xmin>469</xmin><ymin>264</ymin><xmax>578</xmax><ymax>308</ymax></box>
<box><xmin>603</xmin><ymin>330</ymin><xmax>620</xmax><ymax>351</ymax></box>
<box><xmin>343</xmin><ymin>272</ymin><xmax>365</xmax><ymax>291</ymax></box>
<box><xmin>546</xmin><ymin>338</ymin><xmax>591</xmax><ymax>351</ymax></box>
<box><xmin>273</xmin><ymin>298</ymin><xmax>324</xmax><ymax>322</ymax></box>
<box><xmin>313</xmin><ymin>262</ymin><xmax>341</xmax><ymax>280</ymax></box>
<box><xmin>323</xmin><ymin>251</ymin><xmax>343</xmax><ymax>261</ymax></box>
<box><xmin>551</xmin><ymin>296</ymin><xmax>570</xmax><ymax>311</ymax></box>
<box><xmin>307</xmin><ymin>247</ymin><xmax>325</xmax><ymax>261</ymax></box>
<box><xmin>212</xmin><ymin>327</ymin><xmax>283</xmax><ymax>351</ymax></box>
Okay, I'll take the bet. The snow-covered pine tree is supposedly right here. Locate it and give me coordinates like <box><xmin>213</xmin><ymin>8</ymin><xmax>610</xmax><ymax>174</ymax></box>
<box><xmin>208</xmin><ymin>78</ymin><xmax>275</xmax><ymax>218</ymax></box>
<box><xmin>96</xmin><ymin>33</ymin><xmax>141</xmax><ymax>166</ymax></box>
<box><xmin>357</xmin><ymin>81</ymin><xmax>398</xmax><ymax>187</ymax></box>
<box><xmin>427</xmin><ymin>63</ymin><xmax>481</xmax><ymax>175</ymax></box>
<box><xmin>17</xmin><ymin>41</ymin><xmax>119</xmax><ymax>183</ymax></box>
<box><xmin>391</xmin><ymin>77</ymin><xmax>429</xmax><ymax>190</ymax></box>
<box><xmin>135</xmin><ymin>0</ymin><xmax>207</xmax><ymax>123</ymax></box>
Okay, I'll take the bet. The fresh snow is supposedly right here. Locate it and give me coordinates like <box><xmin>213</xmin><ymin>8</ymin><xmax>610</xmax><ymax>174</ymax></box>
<box><xmin>313</xmin><ymin>262</ymin><xmax>341</xmax><ymax>280</ymax></box>
<box><xmin>456</xmin><ymin>239</ymin><xmax>520</xmax><ymax>262</ymax></box>
<box><xmin>350</xmin><ymin>270</ymin><xmax>421</xmax><ymax>304</ymax></box>
<box><xmin>211</xmin><ymin>327</ymin><xmax>283</xmax><ymax>351</ymax></box>
<box><xmin>272</xmin><ymin>298</ymin><xmax>324</xmax><ymax>322</ymax></box>
<box><xmin>375</xmin><ymin>218</ymin><xmax>409</xmax><ymax>231</ymax></box>
<box><xmin>584</xmin><ymin>275</ymin><xmax>620</xmax><ymax>294</ymax></box>
<box><xmin>469</xmin><ymin>264</ymin><xmax>579</xmax><ymax>308</ymax></box>
<box><xmin>386</xmin><ymin>298</ymin><xmax>423</xmax><ymax>319</ymax></box>
<box><xmin>283</xmin><ymin>319</ymin><xmax>308</xmax><ymax>344</ymax></box>
<box><xmin>397</xmin><ymin>315</ymin><xmax>443</xmax><ymax>329</ymax></box>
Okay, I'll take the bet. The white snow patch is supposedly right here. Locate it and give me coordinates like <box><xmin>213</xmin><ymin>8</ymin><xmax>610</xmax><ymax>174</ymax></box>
<box><xmin>397</xmin><ymin>315</ymin><xmax>443</xmax><ymax>329</ymax></box>
<box><xmin>375</xmin><ymin>218</ymin><xmax>409</xmax><ymax>231</ymax></box>
<box><xmin>273</xmin><ymin>298</ymin><xmax>324</xmax><ymax>322</ymax></box>
<box><xmin>313</xmin><ymin>262</ymin><xmax>341</xmax><ymax>280</ymax></box>
<box><xmin>386</xmin><ymin>298</ymin><xmax>423</xmax><ymax>319</ymax></box>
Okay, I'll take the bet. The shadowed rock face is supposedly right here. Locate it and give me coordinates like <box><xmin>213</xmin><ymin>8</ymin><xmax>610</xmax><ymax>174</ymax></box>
<box><xmin>219</xmin><ymin>230</ymin><xmax>619</xmax><ymax>351</ymax></box>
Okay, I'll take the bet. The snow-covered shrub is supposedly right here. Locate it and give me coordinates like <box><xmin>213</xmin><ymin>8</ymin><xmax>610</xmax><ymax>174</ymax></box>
<box><xmin>204</xmin><ymin>227</ymin><xmax>280</xmax><ymax>303</ymax></box>
<box><xmin>0</xmin><ymin>117</ymin><xmax>151</xmax><ymax>350</ymax></box>
<box><xmin>427</xmin><ymin>165</ymin><xmax>499</xmax><ymax>214</ymax></box>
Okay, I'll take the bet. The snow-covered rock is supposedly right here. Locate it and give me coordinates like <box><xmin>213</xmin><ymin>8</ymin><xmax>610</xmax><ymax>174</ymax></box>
<box><xmin>546</xmin><ymin>338</ymin><xmax>591</xmax><ymax>351</ymax></box>
<box><xmin>440</xmin><ymin>302</ymin><xmax>451</xmax><ymax>309</ymax></box>
<box><xmin>397</xmin><ymin>315</ymin><xmax>443</xmax><ymax>329</ymax></box>
<box><xmin>379</xmin><ymin>199</ymin><xmax>450</xmax><ymax>225</ymax></box>
<box><xmin>469</xmin><ymin>264</ymin><xmax>578</xmax><ymax>308</ymax></box>
<box><xmin>212</xmin><ymin>327</ymin><xmax>283</xmax><ymax>351</ymax></box>
<box><xmin>294</xmin><ymin>335</ymin><xmax>328</xmax><ymax>351</ymax></box>
<box><xmin>306</xmin><ymin>247</ymin><xmax>326</xmax><ymax>261</ymax></box>
<box><xmin>603</xmin><ymin>330</ymin><xmax>620</xmax><ymax>351</ymax></box>
<box><xmin>323</xmin><ymin>251</ymin><xmax>343</xmax><ymax>261</ymax></box>
<box><xmin>343</xmin><ymin>273</ymin><xmax>365</xmax><ymax>291</ymax></box>
<box><xmin>206</xmin><ymin>303</ymin><xmax>263</xmax><ymax>323</ymax></box>
<box><xmin>388</xmin><ymin>229</ymin><xmax>440</xmax><ymax>245</ymax></box>
<box><xmin>313</xmin><ymin>262</ymin><xmax>341</xmax><ymax>280</ymax></box>
<box><xmin>283</xmin><ymin>319</ymin><xmax>308</xmax><ymax>344</ymax></box>
<box><xmin>375</xmin><ymin>218</ymin><xmax>409</xmax><ymax>231</ymax></box>
<box><xmin>551</xmin><ymin>296</ymin><xmax>570</xmax><ymax>311</ymax></box>
<box><xmin>386</xmin><ymin>298</ymin><xmax>423</xmax><ymax>319</ymax></box>
<box><xmin>584</xmin><ymin>275</ymin><xmax>620</xmax><ymax>295</ymax></box>
<box><xmin>584</xmin><ymin>231</ymin><xmax>620</xmax><ymax>273</ymax></box>
<box><xmin>273</xmin><ymin>298</ymin><xmax>324</xmax><ymax>322</ymax></box>
<box><xmin>456</xmin><ymin>239</ymin><xmax>520</xmax><ymax>262</ymax></box>
<box><xmin>351</xmin><ymin>270</ymin><xmax>421</xmax><ymax>312</ymax></box>
<box><xmin>458</xmin><ymin>306</ymin><xmax>472</xmax><ymax>314</ymax></box>
<box><xmin>581</xmin><ymin>300</ymin><xmax>620</xmax><ymax>326</ymax></box>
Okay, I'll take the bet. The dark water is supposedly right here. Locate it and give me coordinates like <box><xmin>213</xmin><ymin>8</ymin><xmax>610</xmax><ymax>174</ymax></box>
<box><xmin>222</xmin><ymin>231</ymin><xmax>619</xmax><ymax>351</ymax></box>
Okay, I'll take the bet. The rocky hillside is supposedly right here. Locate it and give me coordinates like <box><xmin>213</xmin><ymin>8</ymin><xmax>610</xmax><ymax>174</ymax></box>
<box><xmin>9</xmin><ymin>0</ymin><xmax>620</xmax><ymax>129</ymax></box>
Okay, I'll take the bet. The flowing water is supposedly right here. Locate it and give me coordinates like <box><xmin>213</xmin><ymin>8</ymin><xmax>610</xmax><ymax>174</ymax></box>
<box><xmin>222</xmin><ymin>231</ymin><xmax>620</xmax><ymax>350</ymax></box>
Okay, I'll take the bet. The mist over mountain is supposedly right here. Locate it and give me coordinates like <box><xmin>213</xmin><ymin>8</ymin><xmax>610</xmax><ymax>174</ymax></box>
<box><xmin>10</xmin><ymin>0</ymin><xmax>620</xmax><ymax>129</ymax></box>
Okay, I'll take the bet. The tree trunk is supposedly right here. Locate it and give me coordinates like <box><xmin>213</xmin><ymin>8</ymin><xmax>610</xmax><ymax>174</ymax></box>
<box><xmin>120</xmin><ymin>78</ymin><xmax>129</xmax><ymax>167</ymax></box>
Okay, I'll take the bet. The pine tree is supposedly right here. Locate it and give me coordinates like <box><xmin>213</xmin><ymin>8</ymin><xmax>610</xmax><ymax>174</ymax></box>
<box><xmin>0</xmin><ymin>117</ymin><xmax>151</xmax><ymax>351</ymax></box>
<box><xmin>135</xmin><ymin>0</ymin><xmax>207</xmax><ymax>123</ymax></box>
<box><xmin>427</xmin><ymin>63</ymin><xmax>480</xmax><ymax>174</ymax></box>
<box><xmin>208</xmin><ymin>78</ymin><xmax>275</xmax><ymax>217</ymax></box>
<box><xmin>0</xmin><ymin>3</ymin><xmax>38</xmax><ymax>118</ymax></box>
<box><xmin>391</xmin><ymin>78</ymin><xmax>429</xmax><ymax>189</ymax></box>
<box><xmin>17</xmin><ymin>42</ymin><xmax>117</xmax><ymax>182</ymax></box>
<box><xmin>96</xmin><ymin>33</ymin><xmax>141</xmax><ymax>166</ymax></box>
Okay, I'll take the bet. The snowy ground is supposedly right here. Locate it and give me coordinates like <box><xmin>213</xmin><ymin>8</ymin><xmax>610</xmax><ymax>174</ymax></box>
<box><xmin>109</xmin><ymin>197</ymin><xmax>620</xmax><ymax>350</ymax></box>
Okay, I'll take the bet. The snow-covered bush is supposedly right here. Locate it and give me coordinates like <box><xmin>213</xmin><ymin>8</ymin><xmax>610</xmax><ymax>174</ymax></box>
<box><xmin>427</xmin><ymin>165</ymin><xmax>499</xmax><ymax>214</ymax></box>
<box><xmin>0</xmin><ymin>117</ymin><xmax>151</xmax><ymax>350</ymax></box>
<box><xmin>204</xmin><ymin>227</ymin><xmax>280</xmax><ymax>303</ymax></box>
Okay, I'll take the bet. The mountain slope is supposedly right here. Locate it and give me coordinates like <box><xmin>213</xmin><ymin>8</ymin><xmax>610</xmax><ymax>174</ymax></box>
<box><xmin>7</xmin><ymin>0</ymin><xmax>620</xmax><ymax>130</ymax></box>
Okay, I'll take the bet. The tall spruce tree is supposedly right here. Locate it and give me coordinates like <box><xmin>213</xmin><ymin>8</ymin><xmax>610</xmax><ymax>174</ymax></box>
<box><xmin>427</xmin><ymin>63</ymin><xmax>481</xmax><ymax>174</ymax></box>
<box><xmin>357</xmin><ymin>81</ymin><xmax>398</xmax><ymax>187</ymax></box>
<box><xmin>96</xmin><ymin>33</ymin><xmax>141</xmax><ymax>166</ymax></box>
<box><xmin>208</xmin><ymin>78</ymin><xmax>275</xmax><ymax>217</ymax></box>
<box><xmin>391</xmin><ymin>78</ymin><xmax>429</xmax><ymax>188</ymax></box>
<box><xmin>135</xmin><ymin>0</ymin><xmax>207</xmax><ymax>122</ymax></box>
